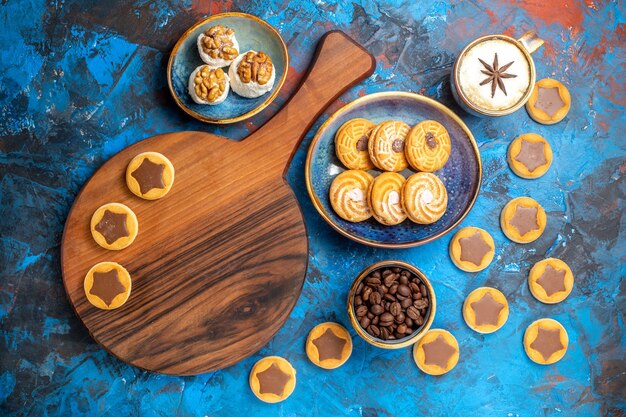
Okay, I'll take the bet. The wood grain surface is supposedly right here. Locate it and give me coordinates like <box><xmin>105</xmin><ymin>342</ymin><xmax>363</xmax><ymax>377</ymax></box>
<box><xmin>61</xmin><ymin>31</ymin><xmax>375</xmax><ymax>375</ymax></box>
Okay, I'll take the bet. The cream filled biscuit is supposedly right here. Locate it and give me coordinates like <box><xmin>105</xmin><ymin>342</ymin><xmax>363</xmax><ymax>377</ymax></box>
<box><xmin>329</xmin><ymin>170</ymin><xmax>374</xmax><ymax>222</ymax></box>
<box><xmin>335</xmin><ymin>118</ymin><xmax>376</xmax><ymax>170</ymax></box>
<box><xmin>367</xmin><ymin>172</ymin><xmax>407</xmax><ymax>225</ymax></box>
<box><xmin>368</xmin><ymin>120</ymin><xmax>410</xmax><ymax>172</ymax></box>
<box><xmin>229</xmin><ymin>50</ymin><xmax>275</xmax><ymax>98</ymax></box>
<box><xmin>401</xmin><ymin>172</ymin><xmax>448</xmax><ymax>224</ymax></box>
<box><xmin>188</xmin><ymin>65</ymin><xmax>230</xmax><ymax>105</ymax></box>
<box><xmin>405</xmin><ymin>120</ymin><xmax>451</xmax><ymax>172</ymax></box>
<box><xmin>197</xmin><ymin>25</ymin><xmax>239</xmax><ymax>68</ymax></box>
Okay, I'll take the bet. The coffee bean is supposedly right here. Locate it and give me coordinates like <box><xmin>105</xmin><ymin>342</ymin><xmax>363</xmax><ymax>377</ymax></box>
<box><xmin>384</xmin><ymin>274</ymin><xmax>397</xmax><ymax>287</ymax></box>
<box><xmin>420</xmin><ymin>283</ymin><xmax>427</xmax><ymax>297</ymax></box>
<box><xmin>415</xmin><ymin>315</ymin><xmax>424</xmax><ymax>326</ymax></box>
<box><xmin>388</xmin><ymin>334</ymin><xmax>396</xmax><ymax>340</ymax></box>
<box><xmin>395</xmin><ymin>312</ymin><xmax>405</xmax><ymax>324</ymax></box>
<box><xmin>367</xmin><ymin>325</ymin><xmax>380</xmax><ymax>337</ymax></box>
<box><xmin>397</xmin><ymin>285</ymin><xmax>410</xmax><ymax>297</ymax></box>
<box><xmin>382</xmin><ymin>285</ymin><xmax>389</xmax><ymax>293</ymax></box>
<box><xmin>360</xmin><ymin>316</ymin><xmax>370</xmax><ymax>328</ymax></box>
<box><xmin>394</xmin><ymin>331</ymin><xmax>404</xmax><ymax>339</ymax></box>
<box><xmin>390</xmin><ymin>302</ymin><xmax>401</xmax><ymax>316</ymax></box>
<box><xmin>401</xmin><ymin>298</ymin><xmax>412</xmax><ymax>308</ymax></box>
<box><xmin>384</xmin><ymin>301</ymin><xmax>391</xmax><ymax>311</ymax></box>
<box><xmin>409</xmin><ymin>282</ymin><xmax>420</xmax><ymax>293</ymax></box>
<box><xmin>405</xmin><ymin>317</ymin><xmax>413</xmax><ymax>327</ymax></box>
<box><xmin>356</xmin><ymin>305</ymin><xmax>368</xmax><ymax>317</ymax></box>
<box><xmin>401</xmin><ymin>270</ymin><xmax>410</xmax><ymax>277</ymax></box>
<box><xmin>371</xmin><ymin>304</ymin><xmax>384</xmax><ymax>315</ymax></box>
<box><xmin>382</xmin><ymin>269</ymin><xmax>393</xmax><ymax>277</ymax></box>
<box><xmin>392</xmin><ymin>267</ymin><xmax>401</xmax><ymax>273</ymax></box>
<box><xmin>380</xmin><ymin>312</ymin><xmax>394</xmax><ymax>326</ymax></box>
<box><xmin>413</xmin><ymin>299</ymin><xmax>428</xmax><ymax>309</ymax></box>
<box><xmin>372</xmin><ymin>315</ymin><xmax>379</xmax><ymax>325</ymax></box>
<box><xmin>415</xmin><ymin>291</ymin><xmax>422</xmax><ymax>300</ymax></box>
<box><xmin>380</xmin><ymin>327</ymin><xmax>390</xmax><ymax>340</ymax></box>
<box><xmin>399</xmin><ymin>275</ymin><xmax>409</xmax><ymax>285</ymax></box>
<box><xmin>384</xmin><ymin>293</ymin><xmax>396</xmax><ymax>302</ymax></box>
<box><xmin>406</xmin><ymin>306</ymin><xmax>420</xmax><ymax>320</ymax></box>
<box><xmin>389</xmin><ymin>284</ymin><xmax>398</xmax><ymax>295</ymax></box>
<box><xmin>370</xmin><ymin>292</ymin><xmax>382</xmax><ymax>305</ymax></box>
<box><xmin>362</xmin><ymin>286</ymin><xmax>372</xmax><ymax>301</ymax></box>
<box><xmin>356</xmin><ymin>282</ymin><xmax>363</xmax><ymax>294</ymax></box>
<box><xmin>372</xmin><ymin>270</ymin><xmax>381</xmax><ymax>279</ymax></box>
<box><xmin>397</xmin><ymin>323</ymin><xmax>407</xmax><ymax>334</ymax></box>
<box><xmin>367</xmin><ymin>312</ymin><xmax>374</xmax><ymax>320</ymax></box>
<box><xmin>355</xmin><ymin>295</ymin><xmax>362</xmax><ymax>306</ymax></box>
<box><xmin>367</xmin><ymin>277</ymin><xmax>381</xmax><ymax>286</ymax></box>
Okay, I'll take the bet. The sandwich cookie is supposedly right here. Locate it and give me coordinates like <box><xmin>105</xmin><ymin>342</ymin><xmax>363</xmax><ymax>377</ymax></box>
<box><xmin>405</xmin><ymin>120</ymin><xmax>451</xmax><ymax>172</ymax></box>
<box><xmin>368</xmin><ymin>120</ymin><xmax>410</xmax><ymax>172</ymax></box>
<box><xmin>367</xmin><ymin>172</ymin><xmax>407</xmax><ymax>225</ymax></box>
<box><xmin>329</xmin><ymin>170</ymin><xmax>374</xmax><ymax>222</ymax></box>
<box><xmin>334</xmin><ymin>118</ymin><xmax>376</xmax><ymax>170</ymax></box>
<box><xmin>401</xmin><ymin>172</ymin><xmax>448</xmax><ymax>224</ymax></box>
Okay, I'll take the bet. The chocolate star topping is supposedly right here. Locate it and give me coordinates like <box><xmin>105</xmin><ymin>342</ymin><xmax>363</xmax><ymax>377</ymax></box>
<box><xmin>470</xmin><ymin>292</ymin><xmax>504</xmax><ymax>326</ymax></box>
<box><xmin>422</xmin><ymin>335</ymin><xmax>456</xmax><ymax>369</ymax></box>
<box><xmin>312</xmin><ymin>328</ymin><xmax>347</xmax><ymax>361</ymax></box>
<box><xmin>256</xmin><ymin>363</ymin><xmax>291</xmax><ymax>396</ymax></box>
<box><xmin>131</xmin><ymin>158</ymin><xmax>165</xmax><ymax>195</ymax></box>
<box><xmin>514</xmin><ymin>140</ymin><xmax>547</xmax><ymax>172</ymax></box>
<box><xmin>459</xmin><ymin>231</ymin><xmax>492</xmax><ymax>266</ymax></box>
<box><xmin>95</xmin><ymin>210</ymin><xmax>129</xmax><ymax>245</ymax></box>
<box><xmin>425</xmin><ymin>132</ymin><xmax>437</xmax><ymax>149</ymax></box>
<box><xmin>530</xmin><ymin>327</ymin><xmax>564</xmax><ymax>361</ymax></box>
<box><xmin>90</xmin><ymin>269</ymin><xmax>126</xmax><ymax>306</ymax></box>
<box><xmin>535</xmin><ymin>87</ymin><xmax>565</xmax><ymax>117</ymax></box>
<box><xmin>356</xmin><ymin>135</ymin><xmax>368</xmax><ymax>151</ymax></box>
<box><xmin>479</xmin><ymin>53</ymin><xmax>517</xmax><ymax>98</ymax></box>
<box><xmin>537</xmin><ymin>265</ymin><xmax>567</xmax><ymax>297</ymax></box>
<box><xmin>392</xmin><ymin>139</ymin><xmax>404</xmax><ymax>153</ymax></box>
<box><xmin>509</xmin><ymin>205</ymin><xmax>539</xmax><ymax>236</ymax></box>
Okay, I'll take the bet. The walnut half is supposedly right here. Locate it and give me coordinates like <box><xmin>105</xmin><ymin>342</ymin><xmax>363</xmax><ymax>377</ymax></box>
<box><xmin>194</xmin><ymin>67</ymin><xmax>226</xmax><ymax>103</ymax></box>
<box><xmin>237</xmin><ymin>51</ymin><xmax>273</xmax><ymax>85</ymax></box>
<box><xmin>201</xmin><ymin>25</ymin><xmax>238</xmax><ymax>60</ymax></box>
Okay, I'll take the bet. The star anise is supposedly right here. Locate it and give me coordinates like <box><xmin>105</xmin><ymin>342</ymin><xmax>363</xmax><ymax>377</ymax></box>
<box><xmin>478</xmin><ymin>53</ymin><xmax>517</xmax><ymax>98</ymax></box>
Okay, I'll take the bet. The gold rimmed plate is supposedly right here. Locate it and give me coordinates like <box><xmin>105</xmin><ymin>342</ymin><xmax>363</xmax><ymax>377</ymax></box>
<box><xmin>305</xmin><ymin>92</ymin><xmax>482</xmax><ymax>248</ymax></box>
<box><xmin>167</xmin><ymin>12</ymin><xmax>288</xmax><ymax>124</ymax></box>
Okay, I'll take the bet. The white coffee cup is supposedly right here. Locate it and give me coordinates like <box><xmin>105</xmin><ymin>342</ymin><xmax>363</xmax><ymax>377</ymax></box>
<box><xmin>451</xmin><ymin>31</ymin><xmax>544</xmax><ymax>117</ymax></box>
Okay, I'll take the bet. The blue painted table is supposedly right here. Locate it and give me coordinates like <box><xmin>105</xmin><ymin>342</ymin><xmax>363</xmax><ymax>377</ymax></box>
<box><xmin>1</xmin><ymin>1</ymin><xmax>624</xmax><ymax>415</ymax></box>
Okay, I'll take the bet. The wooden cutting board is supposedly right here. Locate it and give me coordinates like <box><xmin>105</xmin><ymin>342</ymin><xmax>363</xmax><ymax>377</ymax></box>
<box><xmin>61</xmin><ymin>31</ymin><xmax>375</xmax><ymax>375</ymax></box>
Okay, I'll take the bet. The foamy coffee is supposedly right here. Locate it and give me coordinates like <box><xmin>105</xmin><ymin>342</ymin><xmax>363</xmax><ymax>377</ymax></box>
<box><xmin>452</xmin><ymin>32</ymin><xmax>543</xmax><ymax>117</ymax></box>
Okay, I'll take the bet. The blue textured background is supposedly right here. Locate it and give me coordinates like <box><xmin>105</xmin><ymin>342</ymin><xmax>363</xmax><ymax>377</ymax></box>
<box><xmin>1</xmin><ymin>0</ymin><xmax>624</xmax><ymax>416</ymax></box>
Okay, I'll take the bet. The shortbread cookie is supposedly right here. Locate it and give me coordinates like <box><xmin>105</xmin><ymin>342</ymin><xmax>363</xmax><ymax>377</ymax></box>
<box><xmin>528</xmin><ymin>258</ymin><xmax>574</xmax><ymax>304</ymax></box>
<box><xmin>449</xmin><ymin>227</ymin><xmax>495</xmax><ymax>272</ymax></box>
<box><xmin>197</xmin><ymin>25</ymin><xmax>239</xmax><ymax>68</ymax></box>
<box><xmin>368</xmin><ymin>120</ymin><xmax>410</xmax><ymax>172</ymax></box>
<box><xmin>463</xmin><ymin>287</ymin><xmax>508</xmax><ymax>334</ymax></box>
<box><xmin>525</xmin><ymin>78</ymin><xmax>571</xmax><ymax>125</ymax></box>
<box><xmin>401</xmin><ymin>172</ymin><xmax>448</xmax><ymax>224</ymax></box>
<box><xmin>188</xmin><ymin>65</ymin><xmax>230</xmax><ymax>105</ymax></box>
<box><xmin>334</xmin><ymin>118</ymin><xmax>376</xmax><ymax>170</ymax></box>
<box><xmin>508</xmin><ymin>133</ymin><xmax>552</xmax><ymax>179</ymax></box>
<box><xmin>500</xmin><ymin>197</ymin><xmax>546</xmax><ymax>243</ymax></box>
<box><xmin>524</xmin><ymin>318</ymin><xmax>568</xmax><ymax>365</ymax></box>
<box><xmin>405</xmin><ymin>120</ymin><xmax>451</xmax><ymax>172</ymax></box>
<box><xmin>306</xmin><ymin>322</ymin><xmax>352</xmax><ymax>369</ymax></box>
<box><xmin>126</xmin><ymin>152</ymin><xmax>175</xmax><ymax>200</ymax></box>
<box><xmin>367</xmin><ymin>172</ymin><xmax>407</xmax><ymax>225</ymax></box>
<box><xmin>249</xmin><ymin>356</ymin><xmax>296</xmax><ymax>403</ymax></box>
<box><xmin>84</xmin><ymin>262</ymin><xmax>131</xmax><ymax>310</ymax></box>
<box><xmin>413</xmin><ymin>329</ymin><xmax>459</xmax><ymax>376</ymax></box>
<box><xmin>229</xmin><ymin>50</ymin><xmax>275</xmax><ymax>98</ymax></box>
<box><xmin>329</xmin><ymin>170</ymin><xmax>374</xmax><ymax>222</ymax></box>
<box><xmin>90</xmin><ymin>203</ymin><xmax>138</xmax><ymax>250</ymax></box>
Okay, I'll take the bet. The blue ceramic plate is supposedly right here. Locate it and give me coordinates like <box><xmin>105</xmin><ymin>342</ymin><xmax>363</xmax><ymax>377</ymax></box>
<box><xmin>305</xmin><ymin>92</ymin><xmax>482</xmax><ymax>248</ymax></box>
<box><xmin>167</xmin><ymin>13</ymin><xmax>288</xmax><ymax>124</ymax></box>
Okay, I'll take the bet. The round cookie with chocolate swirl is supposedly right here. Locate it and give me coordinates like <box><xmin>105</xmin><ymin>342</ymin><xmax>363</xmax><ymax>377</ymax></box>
<box><xmin>334</xmin><ymin>118</ymin><xmax>376</xmax><ymax>170</ymax></box>
<box><xmin>84</xmin><ymin>262</ymin><xmax>131</xmax><ymax>310</ymax></box>
<box><xmin>507</xmin><ymin>133</ymin><xmax>552</xmax><ymax>179</ymax></box>
<box><xmin>368</xmin><ymin>120</ymin><xmax>410</xmax><ymax>172</ymax></box>
<box><xmin>126</xmin><ymin>152</ymin><xmax>175</xmax><ymax>200</ymax></box>
<box><xmin>500</xmin><ymin>197</ymin><xmax>546</xmax><ymax>244</ymax></box>
<box><xmin>524</xmin><ymin>318</ymin><xmax>568</xmax><ymax>365</ymax></box>
<box><xmin>306</xmin><ymin>322</ymin><xmax>353</xmax><ymax>369</ymax></box>
<box><xmin>367</xmin><ymin>172</ymin><xmax>407</xmax><ymax>225</ymax></box>
<box><xmin>449</xmin><ymin>227</ymin><xmax>495</xmax><ymax>272</ymax></box>
<box><xmin>463</xmin><ymin>287</ymin><xmax>509</xmax><ymax>334</ymax></box>
<box><xmin>90</xmin><ymin>203</ymin><xmax>139</xmax><ymax>250</ymax></box>
<box><xmin>249</xmin><ymin>356</ymin><xmax>296</xmax><ymax>403</ymax></box>
<box><xmin>528</xmin><ymin>258</ymin><xmax>574</xmax><ymax>304</ymax></box>
<box><xmin>405</xmin><ymin>120</ymin><xmax>451</xmax><ymax>172</ymax></box>
<box><xmin>401</xmin><ymin>172</ymin><xmax>448</xmax><ymax>224</ymax></box>
<box><xmin>329</xmin><ymin>170</ymin><xmax>374</xmax><ymax>222</ymax></box>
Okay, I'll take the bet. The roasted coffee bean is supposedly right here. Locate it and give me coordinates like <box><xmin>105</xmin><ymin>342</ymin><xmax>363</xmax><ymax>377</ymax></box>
<box><xmin>367</xmin><ymin>277</ymin><xmax>382</xmax><ymax>286</ymax></box>
<box><xmin>389</xmin><ymin>302</ymin><xmax>401</xmax><ymax>316</ymax></box>
<box><xmin>370</xmin><ymin>292</ymin><xmax>382</xmax><ymax>305</ymax></box>
<box><xmin>406</xmin><ymin>306</ymin><xmax>420</xmax><ymax>320</ymax></box>
<box><xmin>395</xmin><ymin>312</ymin><xmax>405</xmax><ymax>324</ymax></box>
<box><xmin>371</xmin><ymin>304</ymin><xmax>384</xmax><ymax>315</ymax></box>
<box><xmin>356</xmin><ymin>305</ymin><xmax>368</xmax><ymax>317</ymax></box>
<box><xmin>362</xmin><ymin>286</ymin><xmax>372</xmax><ymax>301</ymax></box>
<box><xmin>354</xmin><ymin>266</ymin><xmax>430</xmax><ymax>340</ymax></box>
<box><xmin>367</xmin><ymin>325</ymin><xmax>380</xmax><ymax>337</ymax></box>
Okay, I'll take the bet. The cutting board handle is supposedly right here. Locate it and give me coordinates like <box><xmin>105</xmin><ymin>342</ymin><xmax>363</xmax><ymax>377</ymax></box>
<box><xmin>250</xmin><ymin>30</ymin><xmax>376</xmax><ymax>173</ymax></box>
